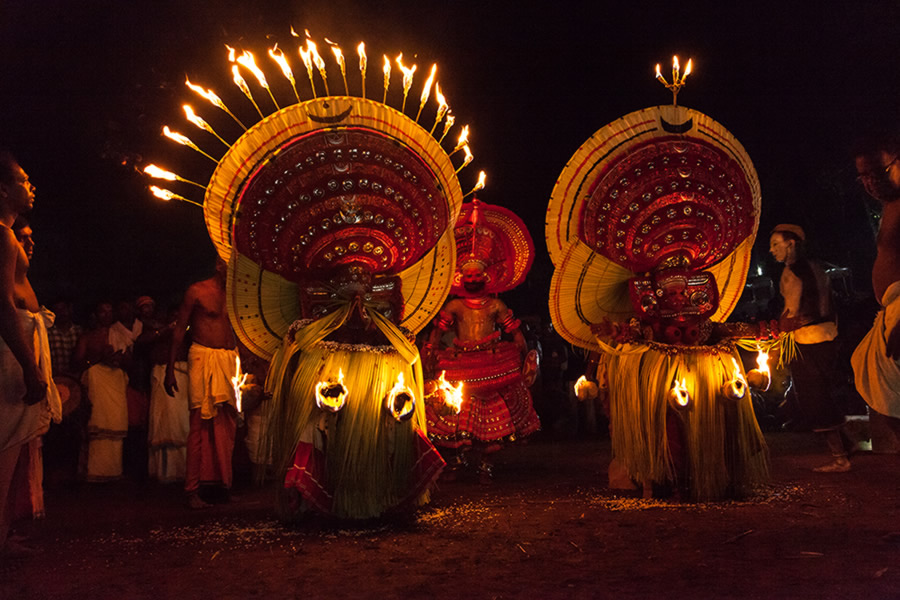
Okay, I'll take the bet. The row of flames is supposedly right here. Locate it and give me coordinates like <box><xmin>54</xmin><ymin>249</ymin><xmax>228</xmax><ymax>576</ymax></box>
<box><xmin>573</xmin><ymin>346</ymin><xmax>771</xmax><ymax>411</ymax></box>
<box><xmin>143</xmin><ymin>30</ymin><xmax>486</xmax><ymax>208</ymax></box>
<box><xmin>667</xmin><ymin>348</ymin><xmax>771</xmax><ymax>410</ymax></box>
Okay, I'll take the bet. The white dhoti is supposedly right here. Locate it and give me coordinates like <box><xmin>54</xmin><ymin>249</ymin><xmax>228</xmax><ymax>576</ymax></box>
<box><xmin>148</xmin><ymin>362</ymin><xmax>189</xmax><ymax>482</ymax></box>
<box><xmin>83</xmin><ymin>364</ymin><xmax>129</xmax><ymax>481</ymax></box>
<box><xmin>0</xmin><ymin>308</ymin><xmax>60</xmax><ymax>453</ymax></box>
<box><xmin>852</xmin><ymin>281</ymin><xmax>900</xmax><ymax>419</ymax></box>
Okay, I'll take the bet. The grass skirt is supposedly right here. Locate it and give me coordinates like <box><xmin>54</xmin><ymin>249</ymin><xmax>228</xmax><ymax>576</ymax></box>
<box><xmin>603</xmin><ymin>341</ymin><xmax>768</xmax><ymax>500</ymax></box>
<box><xmin>266</xmin><ymin>331</ymin><xmax>444</xmax><ymax>519</ymax></box>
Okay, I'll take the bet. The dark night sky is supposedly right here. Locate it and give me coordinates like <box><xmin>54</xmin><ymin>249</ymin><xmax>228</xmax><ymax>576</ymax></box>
<box><xmin>2</xmin><ymin>0</ymin><xmax>898</xmax><ymax>318</ymax></box>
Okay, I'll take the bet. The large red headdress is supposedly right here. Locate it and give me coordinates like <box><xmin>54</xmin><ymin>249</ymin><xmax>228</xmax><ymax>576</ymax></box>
<box><xmin>450</xmin><ymin>199</ymin><xmax>534</xmax><ymax>295</ymax></box>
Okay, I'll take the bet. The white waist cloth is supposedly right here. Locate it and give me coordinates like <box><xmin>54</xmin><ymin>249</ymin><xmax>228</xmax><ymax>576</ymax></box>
<box><xmin>0</xmin><ymin>308</ymin><xmax>61</xmax><ymax>452</ymax></box>
<box><xmin>188</xmin><ymin>343</ymin><xmax>238</xmax><ymax>419</ymax></box>
<box><xmin>83</xmin><ymin>363</ymin><xmax>129</xmax><ymax>436</ymax></box>
<box><xmin>852</xmin><ymin>280</ymin><xmax>900</xmax><ymax>418</ymax></box>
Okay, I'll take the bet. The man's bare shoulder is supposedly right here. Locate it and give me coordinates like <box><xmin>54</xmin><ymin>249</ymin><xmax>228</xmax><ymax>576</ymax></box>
<box><xmin>0</xmin><ymin>225</ymin><xmax>17</xmax><ymax>256</ymax></box>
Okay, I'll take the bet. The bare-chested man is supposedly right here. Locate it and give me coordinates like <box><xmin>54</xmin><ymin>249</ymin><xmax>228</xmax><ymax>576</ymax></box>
<box><xmin>424</xmin><ymin>262</ymin><xmax>540</xmax><ymax>483</ymax></box>
<box><xmin>852</xmin><ymin>135</ymin><xmax>900</xmax><ymax>441</ymax></box>
<box><xmin>165</xmin><ymin>258</ymin><xmax>238</xmax><ymax>509</ymax></box>
<box><xmin>0</xmin><ymin>152</ymin><xmax>57</xmax><ymax>557</ymax></box>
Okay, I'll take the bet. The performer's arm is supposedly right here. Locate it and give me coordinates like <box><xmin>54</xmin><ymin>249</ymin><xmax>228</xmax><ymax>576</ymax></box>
<box><xmin>164</xmin><ymin>287</ymin><xmax>195</xmax><ymax>396</ymax></box>
<box><xmin>0</xmin><ymin>228</ymin><xmax>44</xmax><ymax>404</ymax></box>
<box><xmin>496</xmin><ymin>302</ymin><xmax>526</xmax><ymax>357</ymax></box>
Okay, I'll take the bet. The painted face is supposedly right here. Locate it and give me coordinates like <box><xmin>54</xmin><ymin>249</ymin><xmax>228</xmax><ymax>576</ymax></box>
<box><xmin>856</xmin><ymin>151</ymin><xmax>900</xmax><ymax>203</ymax></box>
<box><xmin>461</xmin><ymin>262</ymin><xmax>487</xmax><ymax>294</ymax></box>
<box><xmin>769</xmin><ymin>233</ymin><xmax>793</xmax><ymax>264</ymax></box>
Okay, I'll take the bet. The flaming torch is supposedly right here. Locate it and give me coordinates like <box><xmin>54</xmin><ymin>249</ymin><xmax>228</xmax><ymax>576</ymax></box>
<box><xmin>184</xmin><ymin>78</ymin><xmax>247</xmax><ymax>130</ymax></box>
<box><xmin>236</xmin><ymin>49</ymin><xmax>279</xmax><ymax>110</ymax></box>
<box><xmin>299</xmin><ymin>44</ymin><xmax>317</xmax><ymax>98</ymax></box>
<box><xmin>269</xmin><ymin>45</ymin><xmax>300</xmax><ymax>103</ymax></box>
<box><xmin>434</xmin><ymin>370</ymin><xmax>465</xmax><ymax>414</ymax></box>
<box><xmin>654</xmin><ymin>55</ymin><xmax>693</xmax><ymax>106</ymax></box>
<box><xmin>382</xmin><ymin>54</ymin><xmax>391</xmax><ymax>104</ymax></box>
<box><xmin>162</xmin><ymin>126</ymin><xmax>218</xmax><ymax>162</ymax></box>
<box><xmin>464</xmin><ymin>170</ymin><xmax>487</xmax><ymax>199</ymax></box>
<box><xmin>430</xmin><ymin>83</ymin><xmax>450</xmax><ymax>135</ymax></box>
<box><xmin>149</xmin><ymin>185</ymin><xmax>203</xmax><ymax>207</ymax></box>
<box><xmin>143</xmin><ymin>164</ymin><xmax>206</xmax><ymax>190</ymax></box>
<box><xmin>182</xmin><ymin>104</ymin><xmax>229</xmax><ymax>147</ymax></box>
<box><xmin>574</xmin><ymin>375</ymin><xmax>599</xmax><ymax>402</ymax></box>
<box><xmin>231</xmin><ymin>356</ymin><xmax>250</xmax><ymax>412</ymax></box>
<box><xmin>315</xmin><ymin>369</ymin><xmax>348</xmax><ymax>413</ymax></box>
<box><xmin>451</xmin><ymin>124</ymin><xmax>469</xmax><ymax>155</ymax></box>
<box><xmin>358</xmin><ymin>42</ymin><xmax>367</xmax><ymax>98</ymax></box>
<box><xmin>385</xmin><ymin>372</ymin><xmax>416</xmax><ymax>422</ymax></box>
<box><xmin>395</xmin><ymin>53</ymin><xmax>417</xmax><ymax>114</ymax></box>
<box><xmin>668</xmin><ymin>378</ymin><xmax>691</xmax><ymax>409</ymax></box>
<box><xmin>327</xmin><ymin>38</ymin><xmax>349</xmax><ymax>95</ymax></box>
<box><xmin>306</xmin><ymin>39</ymin><xmax>329</xmax><ymax>96</ymax></box>
<box><xmin>416</xmin><ymin>63</ymin><xmax>437</xmax><ymax>122</ymax></box>
<box><xmin>746</xmin><ymin>346</ymin><xmax>772</xmax><ymax>392</ymax></box>
<box><xmin>455</xmin><ymin>145</ymin><xmax>473</xmax><ymax>174</ymax></box>
<box><xmin>439</xmin><ymin>113</ymin><xmax>456</xmax><ymax>144</ymax></box>
<box><xmin>723</xmin><ymin>357</ymin><xmax>748</xmax><ymax>400</ymax></box>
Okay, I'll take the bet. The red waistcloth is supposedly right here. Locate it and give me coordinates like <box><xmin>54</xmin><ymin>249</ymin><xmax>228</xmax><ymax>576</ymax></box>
<box><xmin>184</xmin><ymin>405</ymin><xmax>236</xmax><ymax>492</ymax></box>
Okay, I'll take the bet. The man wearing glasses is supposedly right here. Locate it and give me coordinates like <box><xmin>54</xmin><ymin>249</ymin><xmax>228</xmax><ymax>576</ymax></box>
<box><xmin>851</xmin><ymin>136</ymin><xmax>900</xmax><ymax>445</ymax></box>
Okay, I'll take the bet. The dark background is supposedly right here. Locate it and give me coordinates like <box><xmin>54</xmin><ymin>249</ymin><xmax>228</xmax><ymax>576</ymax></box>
<box><xmin>1</xmin><ymin>0</ymin><xmax>897</xmax><ymax>318</ymax></box>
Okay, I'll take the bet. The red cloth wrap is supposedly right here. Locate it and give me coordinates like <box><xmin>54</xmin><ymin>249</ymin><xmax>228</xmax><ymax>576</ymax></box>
<box><xmin>426</xmin><ymin>340</ymin><xmax>540</xmax><ymax>448</ymax></box>
<box><xmin>283</xmin><ymin>431</ymin><xmax>445</xmax><ymax>516</ymax></box>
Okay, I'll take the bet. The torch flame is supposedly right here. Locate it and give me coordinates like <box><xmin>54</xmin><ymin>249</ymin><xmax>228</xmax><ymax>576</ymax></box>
<box><xmin>474</xmin><ymin>170</ymin><xmax>486</xmax><ymax>192</ymax></box>
<box><xmin>673</xmin><ymin>55</ymin><xmax>681</xmax><ymax>81</ymax></box>
<box><xmin>150</xmin><ymin>185</ymin><xmax>178</xmax><ymax>201</ymax></box>
<box><xmin>416</xmin><ymin>63</ymin><xmax>437</xmax><ymax>121</ymax></box>
<box><xmin>386</xmin><ymin>372</ymin><xmax>416</xmax><ymax>421</ymax></box>
<box><xmin>358</xmin><ymin>42</ymin><xmax>367</xmax><ymax>98</ymax></box>
<box><xmin>436</xmin><ymin>370</ymin><xmax>464</xmax><ymax>414</ymax></box>
<box><xmin>671</xmin><ymin>378</ymin><xmax>690</xmax><ymax>408</ymax></box>
<box><xmin>185</xmin><ymin>77</ymin><xmax>246</xmax><ymax>130</ymax></box>
<box><xmin>454</xmin><ymin>124</ymin><xmax>470</xmax><ymax>152</ymax></box>
<box><xmin>315</xmin><ymin>368</ymin><xmax>348</xmax><ymax>413</ymax></box>
<box><xmin>143</xmin><ymin>164</ymin><xmax>177</xmax><ymax>181</ymax></box>
<box><xmin>755</xmin><ymin>346</ymin><xmax>770</xmax><ymax>375</ymax></box>
<box><xmin>149</xmin><ymin>185</ymin><xmax>201</xmax><ymax>207</ymax></box>
<box><xmin>182</xmin><ymin>104</ymin><xmax>204</xmax><ymax>127</ymax></box>
<box><xmin>231</xmin><ymin>356</ymin><xmax>250</xmax><ymax>412</ymax></box>
<box><xmin>185</xmin><ymin>78</ymin><xmax>225</xmax><ymax>110</ymax></box>
<box><xmin>269</xmin><ymin>44</ymin><xmax>300</xmax><ymax>102</ymax></box>
<box><xmin>683</xmin><ymin>58</ymin><xmax>693</xmax><ymax>79</ymax></box>
<box><xmin>395</xmin><ymin>53</ymin><xmax>417</xmax><ymax>112</ymax></box>
<box><xmin>236</xmin><ymin>50</ymin><xmax>269</xmax><ymax>89</ymax></box>
<box><xmin>382</xmin><ymin>54</ymin><xmax>391</xmax><ymax>103</ymax></box>
<box><xmin>306</xmin><ymin>39</ymin><xmax>329</xmax><ymax>95</ymax></box>
<box><xmin>732</xmin><ymin>357</ymin><xmax>746</xmax><ymax>384</ymax></box>
<box><xmin>328</xmin><ymin>39</ymin><xmax>349</xmax><ymax>94</ymax></box>
<box><xmin>458</xmin><ymin>145</ymin><xmax>474</xmax><ymax>171</ymax></box>
<box><xmin>226</xmin><ymin>44</ymin><xmax>236</xmax><ymax>63</ymax></box>
<box><xmin>439</xmin><ymin>113</ymin><xmax>456</xmax><ymax>143</ymax></box>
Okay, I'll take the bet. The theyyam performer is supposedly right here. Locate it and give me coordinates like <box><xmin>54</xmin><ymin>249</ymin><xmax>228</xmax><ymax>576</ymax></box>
<box><xmin>546</xmin><ymin>58</ymin><xmax>772</xmax><ymax>500</ymax></box>
<box><xmin>423</xmin><ymin>198</ymin><xmax>540</xmax><ymax>483</ymax></box>
<box><xmin>143</xmin><ymin>32</ymin><xmax>484</xmax><ymax>518</ymax></box>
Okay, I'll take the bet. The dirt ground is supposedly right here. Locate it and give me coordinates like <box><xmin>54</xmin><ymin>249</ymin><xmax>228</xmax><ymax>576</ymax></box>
<box><xmin>2</xmin><ymin>430</ymin><xmax>899</xmax><ymax>600</ymax></box>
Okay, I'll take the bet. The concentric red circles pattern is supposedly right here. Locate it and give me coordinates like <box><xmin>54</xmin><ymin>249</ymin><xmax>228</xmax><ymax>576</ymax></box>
<box><xmin>579</xmin><ymin>136</ymin><xmax>755</xmax><ymax>273</ymax></box>
<box><xmin>232</xmin><ymin>127</ymin><xmax>449</xmax><ymax>280</ymax></box>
